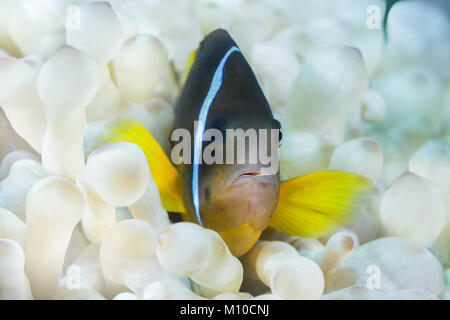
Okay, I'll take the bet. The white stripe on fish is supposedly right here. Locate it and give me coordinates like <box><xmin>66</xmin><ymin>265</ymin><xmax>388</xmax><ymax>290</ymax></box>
<box><xmin>192</xmin><ymin>46</ymin><xmax>240</xmax><ymax>226</ymax></box>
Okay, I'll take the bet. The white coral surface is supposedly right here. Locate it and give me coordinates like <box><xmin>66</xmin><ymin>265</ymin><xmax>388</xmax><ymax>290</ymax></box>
<box><xmin>0</xmin><ymin>0</ymin><xmax>449</xmax><ymax>300</ymax></box>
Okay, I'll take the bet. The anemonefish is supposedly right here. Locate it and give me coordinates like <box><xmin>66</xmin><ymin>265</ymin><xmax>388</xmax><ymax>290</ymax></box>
<box><xmin>104</xmin><ymin>29</ymin><xmax>373</xmax><ymax>257</ymax></box>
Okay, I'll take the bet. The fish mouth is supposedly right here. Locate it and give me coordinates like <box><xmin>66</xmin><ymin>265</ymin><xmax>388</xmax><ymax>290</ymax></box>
<box><xmin>237</xmin><ymin>170</ymin><xmax>274</xmax><ymax>177</ymax></box>
<box><xmin>224</xmin><ymin>164</ymin><xmax>276</xmax><ymax>189</ymax></box>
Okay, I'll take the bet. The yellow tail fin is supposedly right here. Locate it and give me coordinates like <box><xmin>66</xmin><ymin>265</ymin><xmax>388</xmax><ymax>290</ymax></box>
<box><xmin>270</xmin><ymin>171</ymin><xmax>373</xmax><ymax>237</ymax></box>
<box><xmin>102</xmin><ymin>119</ymin><xmax>186</xmax><ymax>214</ymax></box>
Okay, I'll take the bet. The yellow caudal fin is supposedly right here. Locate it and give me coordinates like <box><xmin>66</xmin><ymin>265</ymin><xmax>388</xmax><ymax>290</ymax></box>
<box><xmin>102</xmin><ymin>119</ymin><xmax>186</xmax><ymax>214</ymax></box>
<box><xmin>270</xmin><ymin>171</ymin><xmax>374</xmax><ymax>237</ymax></box>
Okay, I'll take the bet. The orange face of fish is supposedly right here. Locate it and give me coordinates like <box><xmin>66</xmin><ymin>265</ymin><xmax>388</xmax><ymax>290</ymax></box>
<box><xmin>182</xmin><ymin>162</ymin><xmax>280</xmax><ymax>257</ymax></box>
<box><xmin>217</xmin><ymin>165</ymin><xmax>280</xmax><ymax>257</ymax></box>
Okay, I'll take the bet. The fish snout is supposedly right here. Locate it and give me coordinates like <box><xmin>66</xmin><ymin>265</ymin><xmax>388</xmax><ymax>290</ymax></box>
<box><xmin>218</xmin><ymin>172</ymin><xmax>279</xmax><ymax>256</ymax></box>
<box><xmin>197</xmin><ymin>165</ymin><xmax>279</xmax><ymax>256</ymax></box>
<box><xmin>218</xmin><ymin>164</ymin><xmax>279</xmax><ymax>232</ymax></box>
<box><xmin>225</xmin><ymin>174</ymin><xmax>278</xmax><ymax>226</ymax></box>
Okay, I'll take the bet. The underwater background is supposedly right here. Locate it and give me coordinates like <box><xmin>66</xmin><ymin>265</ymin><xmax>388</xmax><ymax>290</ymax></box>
<box><xmin>0</xmin><ymin>0</ymin><xmax>449</xmax><ymax>300</ymax></box>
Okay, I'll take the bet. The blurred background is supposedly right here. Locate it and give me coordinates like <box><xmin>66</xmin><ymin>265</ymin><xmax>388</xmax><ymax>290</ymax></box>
<box><xmin>0</xmin><ymin>0</ymin><xmax>449</xmax><ymax>300</ymax></box>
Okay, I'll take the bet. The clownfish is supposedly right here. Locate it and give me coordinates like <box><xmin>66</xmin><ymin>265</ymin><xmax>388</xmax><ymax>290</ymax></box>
<box><xmin>104</xmin><ymin>29</ymin><xmax>373</xmax><ymax>257</ymax></box>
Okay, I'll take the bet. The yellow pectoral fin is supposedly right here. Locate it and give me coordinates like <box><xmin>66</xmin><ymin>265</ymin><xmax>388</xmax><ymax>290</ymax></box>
<box><xmin>102</xmin><ymin>119</ymin><xmax>186</xmax><ymax>214</ymax></box>
<box><xmin>270</xmin><ymin>171</ymin><xmax>374</xmax><ymax>238</ymax></box>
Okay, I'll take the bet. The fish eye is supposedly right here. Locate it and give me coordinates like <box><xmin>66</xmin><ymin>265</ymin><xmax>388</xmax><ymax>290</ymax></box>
<box><xmin>209</xmin><ymin>117</ymin><xmax>227</xmax><ymax>138</ymax></box>
<box><xmin>272</xmin><ymin>119</ymin><xmax>283</xmax><ymax>146</ymax></box>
